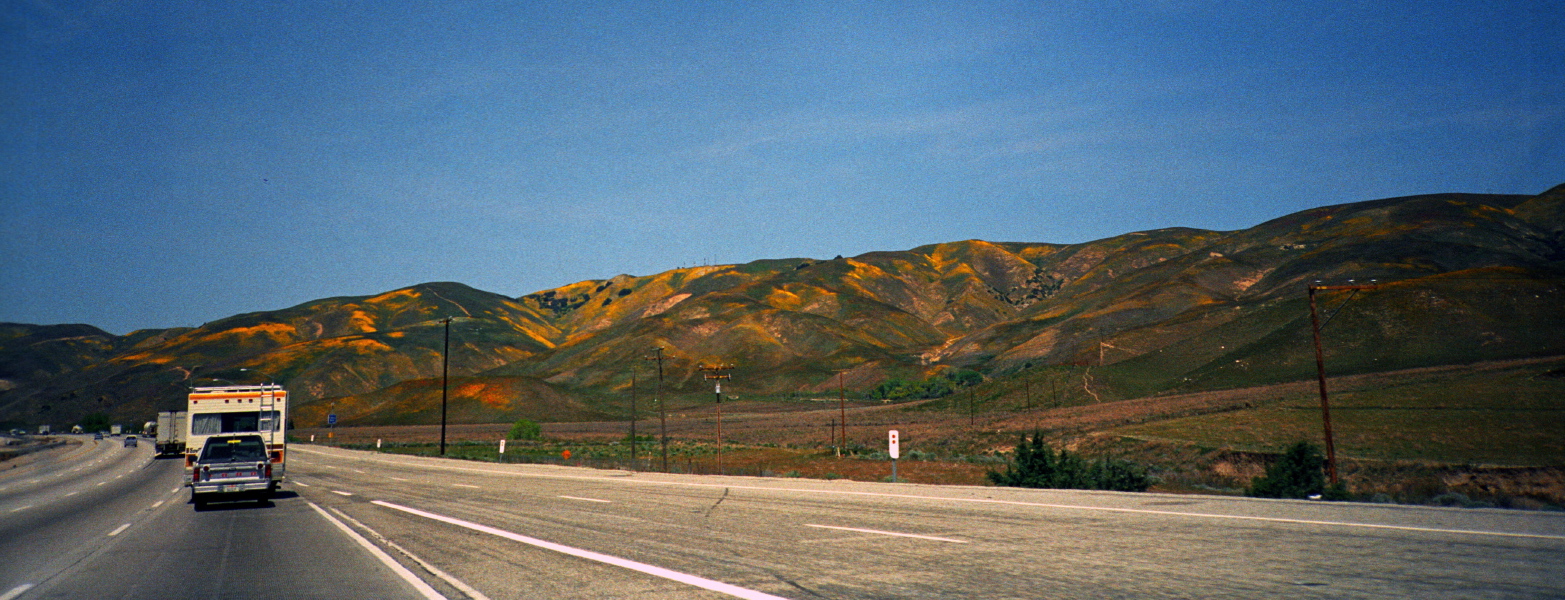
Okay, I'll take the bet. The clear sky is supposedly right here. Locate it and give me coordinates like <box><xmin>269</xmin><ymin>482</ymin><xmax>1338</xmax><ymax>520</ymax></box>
<box><xmin>3</xmin><ymin>1</ymin><xmax>1561</xmax><ymax>335</ymax></box>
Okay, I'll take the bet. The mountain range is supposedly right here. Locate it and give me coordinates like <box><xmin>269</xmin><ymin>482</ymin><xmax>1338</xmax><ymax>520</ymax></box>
<box><xmin>3</xmin><ymin>185</ymin><xmax>1562</xmax><ymax>429</ymax></box>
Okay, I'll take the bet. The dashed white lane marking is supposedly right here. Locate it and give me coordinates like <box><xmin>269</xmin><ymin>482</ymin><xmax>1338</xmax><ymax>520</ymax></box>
<box><xmin>333</xmin><ymin>490</ymin><xmax>354</xmax><ymax>496</ymax></box>
<box><xmin>559</xmin><ymin>495</ymin><xmax>611</xmax><ymax>503</ymax></box>
<box><xmin>108</xmin><ymin>523</ymin><xmax>131</xmax><ymax>537</ymax></box>
<box><xmin>388</xmin><ymin>477</ymin><xmax>409</xmax><ymax>482</ymax></box>
<box><xmin>152</xmin><ymin>500</ymin><xmax>164</xmax><ymax>509</ymax></box>
<box><xmin>374</xmin><ymin>500</ymin><xmax>789</xmax><ymax>600</ymax></box>
<box><xmin>452</xmin><ymin>484</ymin><xmax>479</xmax><ymax>489</ymax></box>
<box><xmin>0</xmin><ymin>584</ymin><xmax>35</xmax><ymax>600</ymax></box>
<box><xmin>64</xmin><ymin>491</ymin><xmax>78</xmax><ymax>497</ymax></box>
<box><xmin>804</xmin><ymin>523</ymin><xmax>967</xmax><ymax>543</ymax></box>
<box><xmin>294</xmin><ymin>481</ymin><xmax>311</xmax><ymax>487</ymax></box>
<box><xmin>306</xmin><ymin>501</ymin><xmax>447</xmax><ymax>600</ymax></box>
<box><xmin>9</xmin><ymin>505</ymin><xmax>32</xmax><ymax>513</ymax></box>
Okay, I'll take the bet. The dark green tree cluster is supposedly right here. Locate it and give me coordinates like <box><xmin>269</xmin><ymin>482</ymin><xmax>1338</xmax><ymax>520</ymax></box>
<box><xmin>867</xmin><ymin>369</ymin><xmax>982</xmax><ymax>401</ymax></box>
<box><xmin>79</xmin><ymin>412</ymin><xmax>112</xmax><ymax>433</ymax></box>
<box><xmin>986</xmin><ymin>432</ymin><xmax>1152</xmax><ymax>492</ymax></box>
<box><xmin>507</xmin><ymin>418</ymin><xmax>541</xmax><ymax>441</ymax></box>
<box><xmin>1246</xmin><ymin>441</ymin><xmax>1349</xmax><ymax>500</ymax></box>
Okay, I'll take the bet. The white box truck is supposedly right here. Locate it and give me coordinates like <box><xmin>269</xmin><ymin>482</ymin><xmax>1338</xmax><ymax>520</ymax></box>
<box><xmin>156</xmin><ymin>411</ymin><xmax>187</xmax><ymax>456</ymax></box>
<box><xmin>186</xmin><ymin>385</ymin><xmax>287</xmax><ymax>491</ymax></box>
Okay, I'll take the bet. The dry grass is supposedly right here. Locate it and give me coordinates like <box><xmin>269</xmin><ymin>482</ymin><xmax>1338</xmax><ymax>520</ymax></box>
<box><xmin>294</xmin><ymin>357</ymin><xmax>1565</xmax><ymax>507</ymax></box>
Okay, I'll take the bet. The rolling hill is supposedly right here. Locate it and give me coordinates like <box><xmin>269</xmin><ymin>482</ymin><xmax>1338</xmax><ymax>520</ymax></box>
<box><xmin>2</xmin><ymin>185</ymin><xmax>1561</xmax><ymax>430</ymax></box>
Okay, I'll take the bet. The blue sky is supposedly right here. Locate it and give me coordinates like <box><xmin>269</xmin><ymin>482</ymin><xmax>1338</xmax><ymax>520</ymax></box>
<box><xmin>3</xmin><ymin>1</ymin><xmax>1561</xmax><ymax>334</ymax></box>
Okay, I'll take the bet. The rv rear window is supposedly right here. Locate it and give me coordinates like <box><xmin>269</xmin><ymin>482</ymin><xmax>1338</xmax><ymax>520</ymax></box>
<box><xmin>191</xmin><ymin>411</ymin><xmax>281</xmax><ymax>435</ymax></box>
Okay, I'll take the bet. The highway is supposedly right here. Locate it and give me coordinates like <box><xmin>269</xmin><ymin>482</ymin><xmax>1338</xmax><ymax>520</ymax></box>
<box><xmin>3</xmin><ymin>439</ymin><xmax>1563</xmax><ymax>599</ymax></box>
<box><xmin>0</xmin><ymin>437</ymin><xmax>429</xmax><ymax>600</ymax></box>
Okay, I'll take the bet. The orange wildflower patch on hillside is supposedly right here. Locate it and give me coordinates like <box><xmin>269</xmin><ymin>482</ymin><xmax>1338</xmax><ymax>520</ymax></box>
<box><xmin>765</xmin><ymin>288</ymin><xmax>805</xmax><ymax>311</ymax></box>
<box><xmin>348</xmin><ymin>310</ymin><xmax>378</xmax><ymax>333</ymax></box>
<box><xmin>455</xmin><ymin>381</ymin><xmax>512</xmax><ymax>410</ymax></box>
<box><xmin>203</xmin><ymin>322</ymin><xmax>298</xmax><ymax>344</ymax></box>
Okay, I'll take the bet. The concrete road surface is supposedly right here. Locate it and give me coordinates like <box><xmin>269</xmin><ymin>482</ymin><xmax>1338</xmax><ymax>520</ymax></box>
<box><xmin>4</xmin><ymin>439</ymin><xmax>1562</xmax><ymax>599</ymax></box>
<box><xmin>290</xmin><ymin>445</ymin><xmax>1565</xmax><ymax>599</ymax></box>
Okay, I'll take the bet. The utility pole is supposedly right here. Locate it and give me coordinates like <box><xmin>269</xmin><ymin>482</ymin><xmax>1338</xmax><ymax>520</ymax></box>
<box><xmin>838</xmin><ymin>372</ymin><xmax>847</xmax><ymax>458</ymax></box>
<box><xmin>644</xmin><ymin>347</ymin><xmax>670</xmax><ymax>472</ymax></box>
<box><xmin>699</xmin><ymin>362</ymin><xmax>734</xmax><ymax>474</ymax></box>
<box><xmin>969</xmin><ymin>388</ymin><xmax>975</xmax><ymax>428</ymax></box>
<box><xmin>1308</xmin><ymin>281</ymin><xmax>1378</xmax><ymax>484</ymax></box>
<box><xmin>439</xmin><ymin>317</ymin><xmax>451</xmax><ymax>456</ymax></box>
<box><xmin>629</xmin><ymin>366</ymin><xmax>637</xmax><ymax>463</ymax></box>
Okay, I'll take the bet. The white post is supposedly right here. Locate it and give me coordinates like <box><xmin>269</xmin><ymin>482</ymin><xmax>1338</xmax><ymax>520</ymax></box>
<box><xmin>499</xmin><ymin>439</ymin><xmax>507</xmax><ymax>454</ymax></box>
<box><xmin>377</xmin><ymin>438</ymin><xmax>382</xmax><ymax>449</ymax></box>
<box><xmin>889</xmin><ymin>430</ymin><xmax>900</xmax><ymax>483</ymax></box>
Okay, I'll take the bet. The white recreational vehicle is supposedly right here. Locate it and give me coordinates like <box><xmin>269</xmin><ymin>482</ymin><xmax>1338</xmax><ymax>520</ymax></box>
<box><xmin>185</xmin><ymin>385</ymin><xmax>287</xmax><ymax>490</ymax></box>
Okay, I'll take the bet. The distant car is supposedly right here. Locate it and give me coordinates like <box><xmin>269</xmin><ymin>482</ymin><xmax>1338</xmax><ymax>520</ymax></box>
<box><xmin>190</xmin><ymin>435</ymin><xmax>274</xmax><ymax>508</ymax></box>
<box><xmin>94</xmin><ymin>432</ymin><xmax>104</xmax><ymax>440</ymax></box>
<box><xmin>123</xmin><ymin>436</ymin><xmax>138</xmax><ymax>448</ymax></box>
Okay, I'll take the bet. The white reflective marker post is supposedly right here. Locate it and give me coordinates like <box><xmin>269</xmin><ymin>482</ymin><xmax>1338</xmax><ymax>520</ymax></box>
<box><xmin>888</xmin><ymin>430</ymin><xmax>899</xmax><ymax>483</ymax></box>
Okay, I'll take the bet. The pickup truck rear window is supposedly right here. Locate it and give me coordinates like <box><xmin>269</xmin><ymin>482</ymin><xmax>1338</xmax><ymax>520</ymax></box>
<box><xmin>200</xmin><ymin>438</ymin><xmax>267</xmax><ymax>462</ymax></box>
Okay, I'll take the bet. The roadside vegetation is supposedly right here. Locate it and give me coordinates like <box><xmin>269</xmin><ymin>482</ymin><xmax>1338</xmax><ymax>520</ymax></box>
<box><xmin>986</xmin><ymin>432</ymin><xmax>1152</xmax><ymax>492</ymax></box>
<box><xmin>296</xmin><ymin>357</ymin><xmax>1565</xmax><ymax>510</ymax></box>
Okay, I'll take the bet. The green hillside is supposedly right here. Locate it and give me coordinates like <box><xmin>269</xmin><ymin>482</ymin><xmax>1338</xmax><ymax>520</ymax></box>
<box><xmin>2</xmin><ymin>185</ymin><xmax>1561</xmax><ymax>435</ymax></box>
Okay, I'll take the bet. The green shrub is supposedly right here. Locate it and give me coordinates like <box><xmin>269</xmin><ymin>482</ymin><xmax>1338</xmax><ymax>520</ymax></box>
<box><xmin>507</xmin><ymin>419</ymin><xmax>541</xmax><ymax>441</ymax></box>
<box><xmin>1247</xmin><ymin>441</ymin><xmax>1330</xmax><ymax>499</ymax></box>
<box><xmin>987</xmin><ymin>432</ymin><xmax>1152</xmax><ymax>492</ymax></box>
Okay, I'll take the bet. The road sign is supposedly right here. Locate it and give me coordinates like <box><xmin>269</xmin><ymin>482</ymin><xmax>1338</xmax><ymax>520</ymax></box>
<box><xmin>888</xmin><ymin>430</ymin><xmax>899</xmax><ymax>459</ymax></box>
<box><xmin>327</xmin><ymin>413</ymin><xmax>337</xmax><ymax>426</ymax></box>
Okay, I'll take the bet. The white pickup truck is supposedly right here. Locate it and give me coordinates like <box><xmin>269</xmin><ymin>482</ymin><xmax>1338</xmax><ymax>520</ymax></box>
<box><xmin>190</xmin><ymin>434</ymin><xmax>275</xmax><ymax>509</ymax></box>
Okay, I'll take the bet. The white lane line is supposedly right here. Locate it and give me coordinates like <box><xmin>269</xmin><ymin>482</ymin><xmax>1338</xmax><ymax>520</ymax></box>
<box><xmin>296</xmin><ymin>448</ymin><xmax>1565</xmax><ymax>542</ymax></box>
<box><xmin>152</xmin><ymin>500</ymin><xmax>164</xmax><ymax>509</ymax></box>
<box><xmin>64</xmin><ymin>491</ymin><xmax>78</xmax><ymax>497</ymax></box>
<box><xmin>351</xmin><ymin>469</ymin><xmax>367</xmax><ymax>474</ymax></box>
<box><xmin>374</xmin><ymin>500</ymin><xmax>789</xmax><ymax>600</ymax></box>
<box><xmin>452</xmin><ymin>484</ymin><xmax>480</xmax><ymax>489</ymax></box>
<box><xmin>172</xmin><ymin>487</ymin><xmax>183</xmax><ymax>494</ymax></box>
<box><xmin>804</xmin><ymin>523</ymin><xmax>966</xmax><ymax>543</ymax></box>
<box><xmin>294</xmin><ymin>481</ymin><xmax>311</xmax><ymax>487</ymax></box>
<box><xmin>0</xmin><ymin>584</ymin><xmax>34</xmax><ymax>600</ymax></box>
<box><xmin>559</xmin><ymin>495</ymin><xmax>611</xmax><ymax>503</ymax></box>
<box><xmin>306</xmin><ymin>501</ymin><xmax>447</xmax><ymax>600</ymax></box>
<box><xmin>95</xmin><ymin>481</ymin><xmax>106</xmax><ymax>486</ymax></box>
<box><xmin>108</xmin><ymin>523</ymin><xmax>131</xmax><ymax>537</ymax></box>
<box><xmin>9</xmin><ymin>505</ymin><xmax>32</xmax><ymax>513</ymax></box>
<box><xmin>333</xmin><ymin>490</ymin><xmax>354</xmax><ymax>496</ymax></box>
<box><xmin>328</xmin><ymin>506</ymin><xmax>493</xmax><ymax>600</ymax></box>
<box><xmin>388</xmin><ymin>477</ymin><xmax>409</xmax><ymax>482</ymax></box>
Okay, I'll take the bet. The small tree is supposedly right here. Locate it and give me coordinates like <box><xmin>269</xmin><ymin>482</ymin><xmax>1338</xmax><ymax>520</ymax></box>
<box><xmin>1247</xmin><ymin>441</ymin><xmax>1336</xmax><ymax>499</ymax></box>
<box><xmin>987</xmin><ymin>432</ymin><xmax>1151</xmax><ymax>492</ymax></box>
<box><xmin>507</xmin><ymin>418</ymin><xmax>541</xmax><ymax>441</ymax></box>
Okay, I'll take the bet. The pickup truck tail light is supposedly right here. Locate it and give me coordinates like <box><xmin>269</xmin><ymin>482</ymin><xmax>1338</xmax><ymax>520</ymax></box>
<box><xmin>264</xmin><ymin>463</ymin><xmax>273</xmax><ymax>479</ymax></box>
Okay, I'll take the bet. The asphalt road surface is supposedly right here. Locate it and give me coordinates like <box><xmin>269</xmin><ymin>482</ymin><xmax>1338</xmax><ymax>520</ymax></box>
<box><xmin>4</xmin><ymin>440</ymin><xmax>1563</xmax><ymax>599</ymax></box>
<box><xmin>0</xmin><ymin>437</ymin><xmax>429</xmax><ymax>600</ymax></box>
